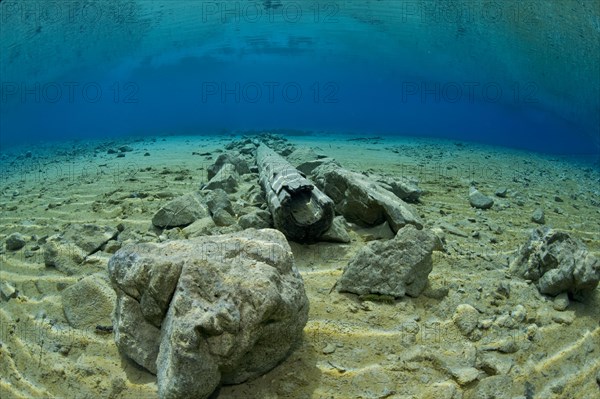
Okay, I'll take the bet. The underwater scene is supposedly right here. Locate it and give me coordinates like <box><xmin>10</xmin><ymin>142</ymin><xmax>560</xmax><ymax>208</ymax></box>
<box><xmin>1</xmin><ymin>1</ymin><xmax>599</xmax><ymax>398</ymax></box>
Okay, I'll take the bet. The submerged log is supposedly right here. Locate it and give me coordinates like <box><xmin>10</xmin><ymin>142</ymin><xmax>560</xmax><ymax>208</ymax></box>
<box><xmin>257</xmin><ymin>144</ymin><xmax>334</xmax><ymax>242</ymax></box>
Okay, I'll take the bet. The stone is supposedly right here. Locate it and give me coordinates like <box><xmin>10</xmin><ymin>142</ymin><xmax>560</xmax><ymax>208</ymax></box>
<box><xmin>43</xmin><ymin>239</ymin><xmax>88</xmax><ymax>275</ymax></box>
<box><xmin>108</xmin><ymin>229</ymin><xmax>308</xmax><ymax>399</ymax></box>
<box><xmin>452</xmin><ymin>304</ymin><xmax>479</xmax><ymax>336</ymax></box>
<box><xmin>119</xmin><ymin>145</ymin><xmax>133</xmax><ymax>152</ymax></box>
<box><xmin>354</xmin><ymin>221</ymin><xmax>395</xmax><ymax>241</ymax></box>
<box><xmin>320</xmin><ymin>216</ymin><xmax>351</xmax><ymax>243</ymax></box>
<box><xmin>337</xmin><ymin>225</ymin><xmax>436</xmax><ymax>298</ymax></box>
<box><xmin>552</xmin><ymin>292</ymin><xmax>569</xmax><ymax>311</ymax></box>
<box><xmin>531</xmin><ymin>207</ymin><xmax>545</xmax><ymax>224</ymax></box>
<box><xmin>5</xmin><ymin>232</ymin><xmax>27</xmax><ymax>250</ymax></box>
<box><xmin>469</xmin><ymin>187</ymin><xmax>494</xmax><ymax>209</ymax></box>
<box><xmin>212</xmin><ymin>208</ymin><xmax>236</xmax><ymax>227</ymax></box>
<box><xmin>204</xmin><ymin>163</ymin><xmax>239</xmax><ymax>193</ymax></box>
<box><xmin>204</xmin><ymin>189</ymin><xmax>234</xmax><ymax>216</ymax></box>
<box><xmin>0</xmin><ymin>281</ymin><xmax>17</xmax><ymax>300</ymax></box>
<box><xmin>62</xmin><ymin>273</ymin><xmax>116</xmax><ymax>330</ymax></box>
<box><xmin>152</xmin><ymin>192</ymin><xmax>209</xmax><ymax>228</ymax></box>
<box><xmin>238</xmin><ymin>210</ymin><xmax>272</xmax><ymax>229</ymax></box>
<box><xmin>467</xmin><ymin>375</ymin><xmax>512</xmax><ymax>399</ymax></box>
<box><xmin>322</xmin><ymin>343</ymin><xmax>337</xmax><ymax>354</ymax></box>
<box><xmin>297</xmin><ymin>158</ymin><xmax>337</xmax><ymax>176</ymax></box>
<box><xmin>62</xmin><ymin>224</ymin><xmax>119</xmax><ymax>255</ymax></box>
<box><xmin>182</xmin><ymin>217</ymin><xmax>217</xmax><ymax>238</ymax></box>
<box><xmin>376</xmin><ymin>176</ymin><xmax>423</xmax><ymax>203</ymax></box>
<box><xmin>510</xmin><ymin>228</ymin><xmax>600</xmax><ymax>295</ymax></box>
<box><xmin>207</xmin><ymin>153</ymin><xmax>250</xmax><ymax>181</ymax></box>
<box><xmin>312</xmin><ymin>164</ymin><xmax>423</xmax><ymax>233</ymax></box>
<box><xmin>495</xmin><ymin>187</ymin><xmax>508</xmax><ymax>198</ymax></box>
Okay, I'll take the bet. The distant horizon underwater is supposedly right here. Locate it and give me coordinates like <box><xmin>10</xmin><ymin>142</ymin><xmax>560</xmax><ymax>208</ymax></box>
<box><xmin>0</xmin><ymin>0</ymin><xmax>599</xmax><ymax>158</ymax></box>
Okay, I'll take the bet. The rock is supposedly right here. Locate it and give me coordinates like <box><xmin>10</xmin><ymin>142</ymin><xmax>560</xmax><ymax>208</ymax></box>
<box><xmin>312</xmin><ymin>164</ymin><xmax>423</xmax><ymax>233</ymax></box>
<box><xmin>43</xmin><ymin>239</ymin><xmax>88</xmax><ymax>275</ymax></box>
<box><xmin>6</xmin><ymin>232</ymin><xmax>27</xmax><ymax>250</ymax></box>
<box><xmin>108</xmin><ymin>229</ymin><xmax>309</xmax><ymax>398</ymax></box>
<box><xmin>322</xmin><ymin>343</ymin><xmax>337</xmax><ymax>354</ymax></box>
<box><xmin>495</xmin><ymin>187</ymin><xmax>508</xmax><ymax>198</ymax></box>
<box><xmin>466</xmin><ymin>375</ymin><xmax>512</xmax><ymax>399</ymax></box>
<box><xmin>212</xmin><ymin>208</ymin><xmax>236</xmax><ymax>227</ymax></box>
<box><xmin>452</xmin><ymin>304</ymin><xmax>479</xmax><ymax>336</ymax></box>
<box><xmin>449</xmin><ymin>366</ymin><xmax>480</xmax><ymax>386</ymax></box>
<box><xmin>62</xmin><ymin>273</ymin><xmax>116</xmax><ymax>330</ymax></box>
<box><xmin>469</xmin><ymin>187</ymin><xmax>494</xmax><ymax>209</ymax></box>
<box><xmin>510</xmin><ymin>228</ymin><xmax>600</xmax><ymax>295</ymax></box>
<box><xmin>297</xmin><ymin>158</ymin><xmax>337</xmax><ymax>176</ymax></box>
<box><xmin>376</xmin><ymin>176</ymin><xmax>423</xmax><ymax>203</ymax></box>
<box><xmin>531</xmin><ymin>207</ymin><xmax>545</xmax><ymax>224</ymax></box>
<box><xmin>552</xmin><ymin>292</ymin><xmax>569</xmax><ymax>311</ymax></box>
<box><xmin>152</xmin><ymin>192</ymin><xmax>209</xmax><ymax>228</ymax></box>
<box><xmin>287</xmin><ymin>147</ymin><xmax>327</xmax><ymax>165</ymax></box>
<box><xmin>62</xmin><ymin>224</ymin><xmax>119</xmax><ymax>255</ymax></box>
<box><xmin>207</xmin><ymin>153</ymin><xmax>250</xmax><ymax>181</ymax></box>
<box><xmin>204</xmin><ymin>189</ymin><xmax>234</xmax><ymax>216</ymax></box>
<box><xmin>238</xmin><ymin>210</ymin><xmax>272</xmax><ymax>229</ymax></box>
<box><xmin>422</xmin><ymin>276</ymin><xmax>449</xmax><ymax>300</ymax></box>
<box><xmin>0</xmin><ymin>281</ymin><xmax>17</xmax><ymax>300</ymax></box>
<box><xmin>337</xmin><ymin>225</ymin><xmax>436</xmax><ymax>297</ymax></box>
<box><xmin>354</xmin><ymin>221</ymin><xmax>395</xmax><ymax>241</ymax></box>
<box><xmin>119</xmin><ymin>145</ymin><xmax>133</xmax><ymax>152</ymax></box>
<box><xmin>239</xmin><ymin>143</ymin><xmax>257</xmax><ymax>155</ymax></box>
<box><xmin>182</xmin><ymin>217</ymin><xmax>217</xmax><ymax>238</ymax></box>
<box><xmin>320</xmin><ymin>216</ymin><xmax>351</xmax><ymax>243</ymax></box>
<box><xmin>204</xmin><ymin>163</ymin><xmax>239</xmax><ymax>193</ymax></box>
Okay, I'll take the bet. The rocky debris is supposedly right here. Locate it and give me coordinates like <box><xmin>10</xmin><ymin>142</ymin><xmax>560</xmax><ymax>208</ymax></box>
<box><xmin>152</xmin><ymin>192</ymin><xmax>209</xmax><ymax>228</ymax></box>
<box><xmin>353</xmin><ymin>221</ymin><xmax>395</xmax><ymax>241</ymax></box>
<box><xmin>5</xmin><ymin>232</ymin><xmax>27</xmax><ymax>250</ymax></box>
<box><xmin>531</xmin><ymin>207</ymin><xmax>545</xmax><ymax>224</ymax></box>
<box><xmin>204</xmin><ymin>189</ymin><xmax>234</xmax><ymax>216</ymax></box>
<box><xmin>495</xmin><ymin>187</ymin><xmax>508</xmax><ymax>198</ymax></box>
<box><xmin>238</xmin><ymin>210</ymin><xmax>272</xmax><ymax>229</ymax></box>
<box><xmin>0</xmin><ymin>281</ymin><xmax>18</xmax><ymax>300</ymax></box>
<box><xmin>320</xmin><ymin>216</ymin><xmax>351</xmax><ymax>243</ymax></box>
<box><xmin>510</xmin><ymin>228</ymin><xmax>600</xmax><ymax>295</ymax></box>
<box><xmin>119</xmin><ymin>145</ymin><xmax>133</xmax><ymax>152</ymax></box>
<box><xmin>297</xmin><ymin>158</ymin><xmax>337</xmax><ymax>176</ymax></box>
<box><xmin>212</xmin><ymin>209</ymin><xmax>236</xmax><ymax>226</ymax></box>
<box><xmin>312</xmin><ymin>164</ymin><xmax>423</xmax><ymax>233</ymax></box>
<box><xmin>204</xmin><ymin>163</ymin><xmax>239</xmax><ymax>193</ymax></box>
<box><xmin>376</xmin><ymin>176</ymin><xmax>423</xmax><ymax>203</ymax></box>
<box><xmin>62</xmin><ymin>224</ymin><xmax>119</xmax><ymax>255</ymax></box>
<box><xmin>207</xmin><ymin>152</ymin><xmax>251</xmax><ymax>181</ymax></box>
<box><xmin>62</xmin><ymin>273</ymin><xmax>116</xmax><ymax>329</ymax></box>
<box><xmin>552</xmin><ymin>292</ymin><xmax>569</xmax><ymax>311</ymax></box>
<box><xmin>469</xmin><ymin>187</ymin><xmax>494</xmax><ymax>209</ymax></box>
<box><xmin>286</xmin><ymin>147</ymin><xmax>332</xmax><ymax>175</ymax></box>
<box><xmin>43</xmin><ymin>239</ymin><xmax>88</xmax><ymax>275</ymax></box>
<box><xmin>108</xmin><ymin>229</ymin><xmax>309</xmax><ymax>398</ymax></box>
<box><xmin>181</xmin><ymin>217</ymin><xmax>216</xmax><ymax>238</ymax></box>
<box><xmin>452</xmin><ymin>304</ymin><xmax>480</xmax><ymax>337</ymax></box>
<box><xmin>337</xmin><ymin>225</ymin><xmax>436</xmax><ymax>298</ymax></box>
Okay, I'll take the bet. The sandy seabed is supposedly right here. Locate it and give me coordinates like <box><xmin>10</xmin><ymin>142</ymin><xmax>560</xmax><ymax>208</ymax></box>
<box><xmin>1</xmin><ymin>133</ymin><xmax>599</xmax><ymax>399</ymax></box>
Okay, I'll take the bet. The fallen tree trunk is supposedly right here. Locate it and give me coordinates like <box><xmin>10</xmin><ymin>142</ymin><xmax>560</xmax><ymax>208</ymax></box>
<box><xmin>257</xmin><ymin>144</ymin><xmax>334</xmax><ymax>242</ymax></box>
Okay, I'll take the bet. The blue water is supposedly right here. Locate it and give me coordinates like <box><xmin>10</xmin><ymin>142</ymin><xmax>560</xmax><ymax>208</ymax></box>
<box><xmin>1</xmin><ymin>1</ymin><xmax>599</xmax><ymax>156</ymax></box>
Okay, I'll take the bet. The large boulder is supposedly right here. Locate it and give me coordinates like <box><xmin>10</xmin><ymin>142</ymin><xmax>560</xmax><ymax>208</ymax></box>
<box><xmin>337</xmin><ymin>225</ymin><xmax>436</xmax><ymax>297</ymax></box>
<box><xmin>62</xmin><ymin>223</ymin><xmax>119</xmax><ymax>254</ymax></box>
<box><xmin>108</xmin><ymin>229</ymin><xmax>308</xmax><ymax>399</ymax></box>
<box><xmin>312</xmin><ymin>164</ymin><xmax>423</xmax><ymax>233</ymax></box>
<box><xmin>510</xmin><ymin>228</ymin><xmax>600</xmax><ymax>296</ymax></box>
<box><xmin>152</xmin><ymin>192</ymin><xmax>209</xmax><ymax>228</ymax></box>
<box><xmin>62</xmin><ymin>273</ymin><xmax>116</xmax><ymax>330</ymax></box>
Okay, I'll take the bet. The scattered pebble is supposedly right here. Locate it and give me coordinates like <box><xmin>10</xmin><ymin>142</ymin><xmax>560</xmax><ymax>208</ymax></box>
<box><xmin>6</xmin><ymin>232</ymin><xmax>27</xmax><ymax>250</ymax></box>
<box><xmin>453</xmin><ymin>304</ymin><xmax>479</xmax><ymax>336</ymax></box>
<box><xmin>322</xmin><ymin>343</ymin><xmax>337</xmax><ymax>354</ymax></box>
<box><xmin>531</xmin><ymin>208</ymin><xmax>545</xmax><ymax>224</ymax></box>
<box><xmin>552</xmin><ymin>293</ymin><xmax>569</xmax><ymax>311</ymax></box>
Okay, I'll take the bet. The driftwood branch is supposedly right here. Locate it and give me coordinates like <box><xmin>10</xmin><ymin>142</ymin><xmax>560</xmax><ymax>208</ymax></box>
<box><xmin>257</xmin><ymin>144</ymin><xmax>334</xmax><ymax>242</ymax></box>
